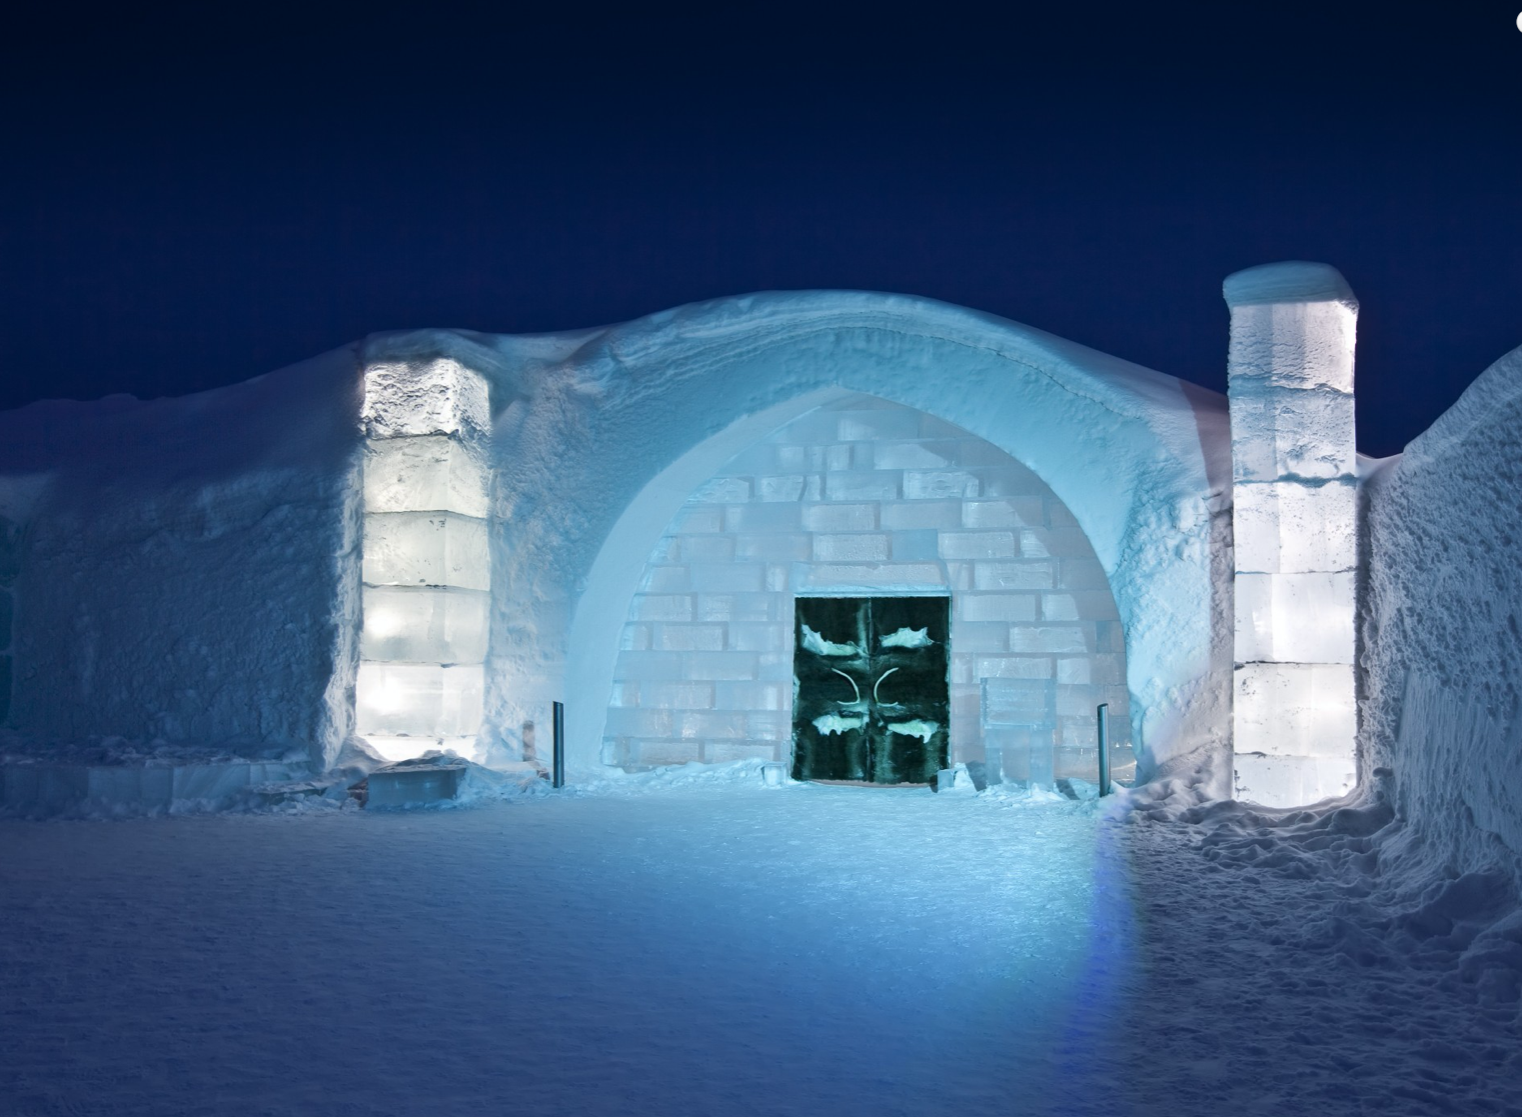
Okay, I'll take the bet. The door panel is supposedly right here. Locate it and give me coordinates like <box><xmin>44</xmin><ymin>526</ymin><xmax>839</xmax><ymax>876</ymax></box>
<box><xmin>792</xmin><ymin>596</ymin><xmax>949</xmax><ymax>784</ymax></box>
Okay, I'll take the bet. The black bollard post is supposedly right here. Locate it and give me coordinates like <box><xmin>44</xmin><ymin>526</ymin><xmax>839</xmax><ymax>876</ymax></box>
<box><xmin>552</xmin><ymin>701</ymin><xmax>566</xmax><ymax>789</ymax></box>
<box><xmin>1096</xmin><ymin>702</ymin><xmax>1110</xmax><ymax>796</ymax></box>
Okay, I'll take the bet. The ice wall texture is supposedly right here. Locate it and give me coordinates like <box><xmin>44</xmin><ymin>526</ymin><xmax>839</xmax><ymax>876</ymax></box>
<box><xmin>355</xmin><ymin>358</ymin><xmax>492</xmax><ymax>762</ymax></box>
<box><xmin>603</xmin><ymin>394</ymin><xmax>1131</xmax><ymax>778</ymax></box>
<box><xmin>1226</xmin><ymin>263</ymin><xmax>1359</xmax><ymax>807</ymax></box>
<box><xmin>454</xmin><ymin>291</ymin><xmax>1231</xmax><ymax>780</ymax></box>
<box><xmin>0</xmin><ymin>348</ymin><xmax>365</xmax><ymax>765</ymax></box>
<box><xmin>1363</xmin><ymin>344</ymin><xmax>1522</xmax><ymax>874</ymax></box>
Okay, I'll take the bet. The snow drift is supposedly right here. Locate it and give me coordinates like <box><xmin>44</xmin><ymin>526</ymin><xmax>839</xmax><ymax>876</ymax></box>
<box><xmin>1362</xmin><ymin>343</ymin><xmax>1522</xmax><ymax>883</ymax></box>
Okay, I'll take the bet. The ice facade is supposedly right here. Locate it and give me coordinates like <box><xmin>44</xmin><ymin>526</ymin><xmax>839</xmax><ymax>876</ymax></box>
<box><xmin>603</xmin><ymin>393</ymin><xmax>1131</xmax><ymax>781</ymax></box>
<box><xmin>1225</xmin><ymin>263</ymin><xmax>1359</xmax><ymax>807</ymax></box>
<box><xmin>4</xmin><ymin>267</ymin><xmax>1515</xmax><ymax>818</ymax></box>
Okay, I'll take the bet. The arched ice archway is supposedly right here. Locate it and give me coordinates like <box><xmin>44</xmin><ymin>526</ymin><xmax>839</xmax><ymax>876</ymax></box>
<box><xmin>459</xmin><ymin>291</ymin><xmax>1232</xmax><ymax>781</ymax></box>
<box><xmin>600</xmin><ymin>391</ymin><xmax>1134</xmax><ymax>782</ymax></box>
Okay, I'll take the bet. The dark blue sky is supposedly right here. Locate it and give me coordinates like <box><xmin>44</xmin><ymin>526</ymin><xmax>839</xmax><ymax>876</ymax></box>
<box><xmin>4</xmin><ymin>2</ymin><xmax>1520</xmax><ymax>455</ymax></box>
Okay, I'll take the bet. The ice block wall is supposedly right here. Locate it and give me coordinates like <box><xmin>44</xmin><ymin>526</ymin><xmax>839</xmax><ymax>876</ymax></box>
<box><xmin>355</xmin><ymin>358</ymin><xmax>492</xmax><ymax>762</ymax></box>
<box><xmin>1224</xmin><ymin>262</ymin><xmax>1358</xmax><ymax>806</ymax></box>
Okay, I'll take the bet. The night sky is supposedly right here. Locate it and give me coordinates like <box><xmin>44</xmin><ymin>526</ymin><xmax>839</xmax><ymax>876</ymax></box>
<box><xmin>5</xmin><ymin>3</ymin><xmax>1520</xmax><ymax>456</ymax></box>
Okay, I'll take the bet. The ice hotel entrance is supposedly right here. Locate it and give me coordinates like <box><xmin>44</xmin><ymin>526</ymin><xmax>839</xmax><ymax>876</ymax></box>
<box><xmin>598</xmin><ymin>393</ymin><xmax>1133</xmax><ymax>786</ymax></box>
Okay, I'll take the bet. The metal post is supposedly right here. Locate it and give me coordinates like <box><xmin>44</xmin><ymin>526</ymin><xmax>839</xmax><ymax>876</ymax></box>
<box><xmin>1096</xmin><ymin>702</ymin><xmax>1110</xmax><ymax>797</ymax></box>
<box><xmin>552</xmin><ymin>701</ymin><xmax>566</xmax><ymax>789</ymax></box>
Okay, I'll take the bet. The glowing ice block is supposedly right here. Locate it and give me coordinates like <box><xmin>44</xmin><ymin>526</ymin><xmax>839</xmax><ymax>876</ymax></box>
<box><xmin>361</xmin><ymin>358</ymin><xmax>490</xmax><ymax>441</ymax></box>
<box><xmin>1233</xmin><ymin>662</ymin><xmax>1356</xmax><ymax>759</ymax></box>
<box><xmin>1234</xmin><ymin>572</ymin><xmax>1355</xmax><ymax>665</ymax></box>
<box><xmin>360</xmin><ymin>585</ymin><xmax>489</xmax><ymax>664</ymax></box>
<box><xmin>355</xmin><ymin>662</ymin><xmax>485</xmax><ymax>737</ymax></box>
<box><xmin>362</xmin><ymin>512</ymin><xmax>489</xmax><ymax>590</ymax></box>
<box><xmin>364</xmin><ymin>435</ymin><xmax>489</xmax><ymax>517</ymax></box>
<box><xmin>1227</xmin><ymin>385</ymin><xmax>1355</xmax><ymax>482</ymax></box>
<box><xmin>1232</xmin><ymin>481</ymin><xmax>1357</xmax><ymax>574</ymax></box>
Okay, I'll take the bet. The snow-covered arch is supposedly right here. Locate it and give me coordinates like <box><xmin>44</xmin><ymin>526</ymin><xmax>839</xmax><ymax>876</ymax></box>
<box><xmin>392</xmin><ymin>291</ymin><xmax>1232</xmax><ymax>781</ymax></box>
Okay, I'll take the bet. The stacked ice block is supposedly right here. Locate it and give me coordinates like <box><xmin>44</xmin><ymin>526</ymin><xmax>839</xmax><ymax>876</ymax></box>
<box><xmin>1225</xmin><ymin>263</ymin><xmax>1359</xmax><ymax>806</ymax></box>
<box><xmin>355</xmin><ymin>359</ymin><xmax>491</xmax><ymax>763</ymax></box>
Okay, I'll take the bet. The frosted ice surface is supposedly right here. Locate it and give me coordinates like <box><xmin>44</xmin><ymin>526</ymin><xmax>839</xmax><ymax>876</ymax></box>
<box><xmin>1232</xmin><ymin>480</ymin><xmax>1357</xmax><ymax>573</ymax></box>
<box><xmin>361</xmin><ymin>358</ymin><xmax>490</xmax><ymax>440</ymax></box>
<box><xmin>362</xmin><ymin>512</ymin><xmax>489</xmax><ymax>590</ymax></box>
<box><xmin>1233</xmin><ymin>572</ymin><xmax>1355</xmax><ymax>665</ymax></box>
<box><xmin>1233</xmin><ymin>662</ymin><xmax>1356</xmax><ymax>760</ymax></box>
<box><xmin>982</xmin><ymin>677</ymin><xmax>1054</xmax><ymax>726</ymax></box>
<box><xmin>1227</xmin><ymin>385</ymin><xmax>1355</xmax><ymax>482</ymax></box>
<box><xmin>360</xmin><ymin>585</ymin><xmax>489</xmax><ymax>664</ymax></box>
<box><xmin>799</xmin><ymin>625</ymin><xmax>859</xmax><ymax>656</ymax></box>
<box><xmin>364</xmin><ymin>435</ymin><xmax>489</xmax><ymax>517</ymax></box>
<box><xmin>1227</xmin><ymin>301</ymin><xmax>1356</xmax><ymax>394</ymax></box>
<box><xmin>355</xmin><ymin>662</ymin><xmax>485</xmax><ymax>737</ymax></box>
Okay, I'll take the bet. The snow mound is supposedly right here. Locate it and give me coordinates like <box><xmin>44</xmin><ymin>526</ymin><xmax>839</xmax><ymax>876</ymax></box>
<box><xmin>1363</xmin><ymin>342</ymin><xmax>1522</xmax><ymax>883</ymax></box>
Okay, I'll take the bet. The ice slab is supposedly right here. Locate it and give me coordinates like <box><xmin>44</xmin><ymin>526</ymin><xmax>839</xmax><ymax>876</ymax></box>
<box><xmin>355</xmin><ymin>663</ymin><xmax>485</xmax><ymax>737</ymax></box>
<box><xmin>1233</xmin><ymin>662</ymin><xmax>1355</xmax><ymax>760</ymax></box>
<box><xmin>364</xmin><ymin>435</ymin><xmax>489</xmax><ymax>517</ymax></box>
<box><xmin>361</xmin><ymin>585</ymin><xmax>489</xmax><ymax>664</ymax></box>
<box><xmin>1234</xmin><ymin>571</ymin><xmax>1355</xmax><ymax>665</ymax></box>
<box><xmin>1228</xmin><ymin>385</ymin><xmax>1355</xmax><ymax>482</ymax></box>
<box><xmin>363</xmin><ymin>512</ymin><xmax>489</xmax><ymax>590</ymax></box>
<box><xmin>1232</xmin><ymin>480</ymin><xmax>1357</xmax><ymax>573</ymax></box>
<box><xmin>361</xmin><ymin>358</ymin><xmax>490</xmax><ymax>440</ymax></box>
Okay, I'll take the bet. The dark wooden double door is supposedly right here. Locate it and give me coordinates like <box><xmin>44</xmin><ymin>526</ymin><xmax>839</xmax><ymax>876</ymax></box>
<box><xmin>791</xmin><ymin>596</ymin><xmax>950</xmax><ymax>785</ymax></box>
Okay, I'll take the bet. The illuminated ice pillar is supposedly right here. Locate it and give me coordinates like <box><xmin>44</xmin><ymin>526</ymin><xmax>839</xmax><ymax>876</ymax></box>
<box><xmin>355</xmin><ymin>358</ymin><xmax>491</xmax><ymax>763</ymax></box>
<box><xmin>1225</xmin><ymin>262</ymin><xmax>1358</xmax><ymax>806</ymax></box>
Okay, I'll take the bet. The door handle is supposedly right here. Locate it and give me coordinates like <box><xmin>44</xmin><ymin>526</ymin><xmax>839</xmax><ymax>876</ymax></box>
<box><xmin>872</xmin><ymin>667</ymin><xmax>899</xmax><ymax>703</ymax></box>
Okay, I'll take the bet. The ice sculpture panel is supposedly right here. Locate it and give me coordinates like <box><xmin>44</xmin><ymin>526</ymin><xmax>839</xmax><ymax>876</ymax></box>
<box><xmin>362</xmin><ymin>512</ymin><xmax>489</xmax><ymax>589</ymax></box>
<box><xmin>364</xmin><ymin>435</ymin><xmax>489</xmax><ymax>517</ymax></box>
<box><xmin>360</xmin><ymin>585</ymin><xmax>489</xmax><ymax>664</ymax></box>
<box><xmin>355</xmin><ymin>662</ymin><xmax>485</xmax><ymax>738</ymax></box>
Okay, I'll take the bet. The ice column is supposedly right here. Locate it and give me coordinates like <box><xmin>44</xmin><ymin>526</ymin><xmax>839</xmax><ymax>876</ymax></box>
<box><xmin>1225</xmin><ymin>262</ymin><xmax>1358</xmax><ymax>806</ymax></box>
<box><xmin>355</xmin><ymin>358</ymin><xmax>491</xmax><ymax>763</ymax></box>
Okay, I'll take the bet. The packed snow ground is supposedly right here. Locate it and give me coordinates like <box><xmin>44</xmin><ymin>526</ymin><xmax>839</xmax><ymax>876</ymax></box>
<box><xmin>2</xmin><ymin>770</ymin><xmax>1519</xmax><ymax>1117</ymax></box>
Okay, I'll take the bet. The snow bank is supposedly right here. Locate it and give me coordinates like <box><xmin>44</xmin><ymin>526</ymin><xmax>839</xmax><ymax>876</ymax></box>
<box><xmin>1362</xmin><ymin>343</ymin><xmax>1522</xmax><ymax>881</ymax></box>
<box><xmin>0</xmin><ymin>346</ymin><xmax>365</xmax><ymax>768</ymax></box>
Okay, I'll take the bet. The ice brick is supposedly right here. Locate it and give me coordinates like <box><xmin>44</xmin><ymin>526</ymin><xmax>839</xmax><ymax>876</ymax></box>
<box><xmin>1232</xmin><ymin>480</ymin><xmax>1357</xmax><ymax>573</ymax></box>
<box><xmin>1234</xmin><ymin>571</ymin><xmax>1355</xmax><ymax>665</ymax></box>
<box><xmin>363</xmin><ymin>512</ymin><xmax>489</xmax><ymax>590</ymax></box>
<box><xmin>356</xmin><ymin>662</ymin><xmax>484</xmax><ymax>737</ymax></box>
<box><xmin>364</xmin><ymin>435</ymin><xmax>489</xmax><ymax>517</ymax></box>
<box><xmin>1228</xmin><ymin>384</ymin><xmax>1355</xmax><ymax>483</ymax></box>
<box><xmin>1233</xmin><ymin>662</ymin><xmax>1355</xmax><ymax>761</ymax></box>
<box><xmin>361</xmin><ymin>585</ymin><xmax>489</xmax><ymax>664</ymax></box>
